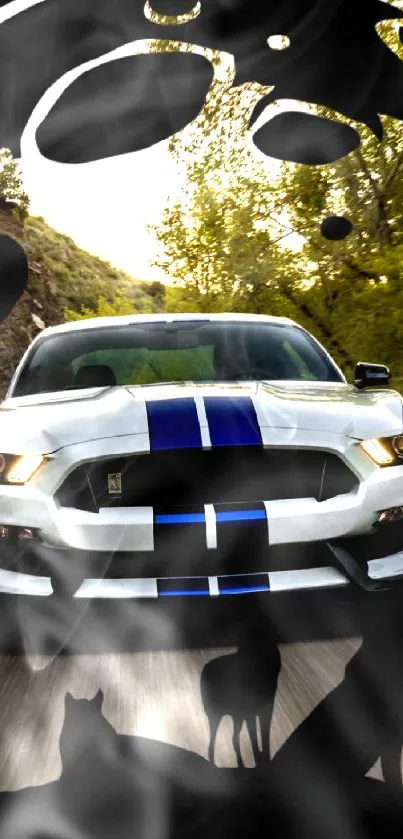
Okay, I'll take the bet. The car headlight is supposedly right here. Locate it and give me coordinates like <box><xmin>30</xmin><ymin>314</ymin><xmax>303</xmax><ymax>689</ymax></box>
<box><xmin>2</xmin><ymin>454</ymin><xmax>46</xmax><ymax>484</ymax></box>
<box><xmin>360</xmin><ymin>437</ymin><xmax>403</xmax><ymax>466</ymax></box>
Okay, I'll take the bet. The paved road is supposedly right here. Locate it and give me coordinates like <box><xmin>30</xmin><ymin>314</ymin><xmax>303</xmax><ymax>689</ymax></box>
<box><xmin>1</xmin><ymin>583</ymin><xmax>400</xmax><ymax>795</ymax></box>
<box><xmin>0</xmin><ymin>633</ymin><xmax>378</xmax><ymax>792</ymax></box>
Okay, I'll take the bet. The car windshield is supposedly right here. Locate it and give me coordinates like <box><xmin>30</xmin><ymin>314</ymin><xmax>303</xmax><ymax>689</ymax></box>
<box><xmin>10</xmin><ymin>320</ymin><xmax>343</xmax><ymax>397</ymax></box>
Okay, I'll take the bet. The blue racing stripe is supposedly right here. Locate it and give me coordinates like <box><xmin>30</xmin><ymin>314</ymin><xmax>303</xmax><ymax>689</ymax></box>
<box><xmin>220</xmin><ymin>586</ymin><xmax>270</xmax><ymax>595</ymax></box>
<box><xmin>155</xmin><ymin>513</ymin><xmax>206</xmax><ymax>525</ymax></box>
<box><xmin>159</xmin><ymin>590</ymin><xmax>210</xmax><ymax>597</ymax></box>
<box><xmin>218</xmin><ymin>572</ymin><xmax>270</xmax><ymax>595</ymax></box>
<box><xmin>216</xmin><ymin>510</ymin><xmax>266</xmax><ymax>522</ymax></box>
<box><xmin>155</xmin><ymin>572</ymin><xmax>271</xmax><ymax>598</ymax></box>
<box><xmin>155</xmin><ymin>510</ymin><xmax>265</xmax><ymax>524</ymax></box>
<box><xmin>146</xmin><ymin>398</ymin><xmax>202</xmax><ymax>450</ymax></box>
<box><xmin>204</xmin><ymin>397</ymin><xmax>262</xmax><ymax>447</ymax></box>
<box><xmin>158</xmin><ymin>586</ymin><xmax>270</xmax><ymax>597</ymax></box>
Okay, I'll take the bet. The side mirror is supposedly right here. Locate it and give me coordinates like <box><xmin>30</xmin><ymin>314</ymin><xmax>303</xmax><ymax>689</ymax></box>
<box><xmin>354</xmin><ymin>361</ymin><xmax>391</xmax><ymax>389</ymax></box>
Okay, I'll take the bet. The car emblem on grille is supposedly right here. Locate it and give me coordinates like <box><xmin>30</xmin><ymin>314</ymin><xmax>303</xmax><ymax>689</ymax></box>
<box><xmin>108</xmin><ymin>473</ymin><xmax>122</xmax><ymax>495</ymax></box>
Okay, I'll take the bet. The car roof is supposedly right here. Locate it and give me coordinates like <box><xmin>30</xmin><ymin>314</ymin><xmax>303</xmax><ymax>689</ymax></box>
<box><xmin>37</xmin><ymin>312</ymin><xmax>298</xmax><ymax>339</ymax></box>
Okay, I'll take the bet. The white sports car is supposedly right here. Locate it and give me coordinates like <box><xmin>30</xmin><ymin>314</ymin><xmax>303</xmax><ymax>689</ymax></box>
<box><xmin>0</xmin><ymin>312</ymin><xmax>403</xmax><ymax>601</ymax></box>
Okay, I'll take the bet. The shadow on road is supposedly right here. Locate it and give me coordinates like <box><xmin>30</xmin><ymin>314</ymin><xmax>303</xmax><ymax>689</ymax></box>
<box><xmin>0</xmin><ymin>686</ymin><xmax>403</xmax><ymax>839</ymax></box>
<box><xmin>1</xmin><ymin>579</ymin><xmax>403</xmax><ymax>837</ymax></box>
<box><xmin>200</xmin><ymin>614</ymin><xmax>281</xmax><ymax>765</ymax></box>
<box><xmin>0</xmin><ymin>582</ymin><xmax>399</xmax><ymax>656</ymax></box>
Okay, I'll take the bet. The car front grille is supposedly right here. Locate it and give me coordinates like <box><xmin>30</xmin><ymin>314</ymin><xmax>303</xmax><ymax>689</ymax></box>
<box><xmin>54</xmin><ymin>447</ymin><xmax>359</xmax><ymax>513</ymax></box>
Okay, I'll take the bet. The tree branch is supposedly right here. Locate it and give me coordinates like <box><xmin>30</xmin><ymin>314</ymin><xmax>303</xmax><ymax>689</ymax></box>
<box><xmin>354</xmin><ymin>149</ymin><xmax>393</xmax><ymax>245</ymax></box>
<box><xmin>342</xmin><ymin>258</ymin><xmax>381</xmax><ymax>283</ymax></box>
<box><xmin>384</xmin><ymin>149</ymin><xmax>403</xmax><ymax>187</ymax></box>
<box><xmin>354</xmin><ymin>149</ymin><xmax>383</xmax><ymax>200</ymax></box>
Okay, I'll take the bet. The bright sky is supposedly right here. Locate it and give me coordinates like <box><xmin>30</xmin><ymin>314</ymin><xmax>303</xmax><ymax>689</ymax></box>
<box><xmin>8</xmin><ymin>0</ymin><xmax>311</xmax><ymax>283</ymax></box>
<box><xmin>7</xmin><ymin>0</ymin><xmax>186</xmax><ymax>283</ymax></box>
<box><xmin>19</xmin><ymin>96</ymin><xmax>302</xmax><ymax>284</ymax></box>
<box><xmin>4</xmin><ymin>0</ymin><xmax>402</xmax><ymax>288</ymax></box>
<box><xmin>20</xmin><ymin>141</ymin><xmax>180</xmax><ymax>282</ymax></box>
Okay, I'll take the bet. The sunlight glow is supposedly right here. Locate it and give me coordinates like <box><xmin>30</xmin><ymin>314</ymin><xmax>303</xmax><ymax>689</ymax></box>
<box><xmin>267</xmin><ymin>35</ymin><xmax>291</xmax><ymax>51</ymax></box>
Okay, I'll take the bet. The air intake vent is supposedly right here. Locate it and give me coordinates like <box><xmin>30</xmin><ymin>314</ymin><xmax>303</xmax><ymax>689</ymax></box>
<box><xmin>55</xmin><ymin>448</ymin><xmax>358</xmax><ymax>513</ymax></box>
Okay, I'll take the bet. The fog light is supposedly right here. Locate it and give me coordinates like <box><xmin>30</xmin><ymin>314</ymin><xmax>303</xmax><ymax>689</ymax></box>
<box><xmin>393</xmin><ymin>436</ymin><xmax>403</xmax><ymax>457</ymax></box>
<box><xmin>0</xmin><ymin>525</ymin><xmax>10</xmax><ymax>539</ymax></box>
<box><xmin>378</xmin><ymin>507</ymin><xmax>403</xmax><ymax>523</ymax></box>
<box><xmin>18</xmin><ymin>528</ymin><xmax>34</xmax><ymax>540</ymax></box>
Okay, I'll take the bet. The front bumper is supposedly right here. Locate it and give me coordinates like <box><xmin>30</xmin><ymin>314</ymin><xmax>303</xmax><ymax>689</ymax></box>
<box><xmin>1</xmin><ymin>524</ymin><xmax>403</xmax><ymax>598</ymax></box>
<box><xmin>2</xmin><ymin>459</ymin><xmax>403</xmax><ymax>551</ymax></box>
<box><xmin>1</xmin><ymin>454</ymin><xmax>403</xmax><ymax>599</ymax></box>
<box><xmin>1</xmin><ymin>550</ymin><xmax>403</xmax><ymax>599</ymax></box>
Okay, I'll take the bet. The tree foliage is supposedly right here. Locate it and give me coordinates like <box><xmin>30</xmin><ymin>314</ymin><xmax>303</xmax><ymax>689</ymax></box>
<box><xmin>0</xmin><ymin>148</ymin><xmax>30</xmax><ymax>219</ymax></box>
<box><xmin>146</xmin><ymin>21</ymin><xmax>403</xmax><ymax>387</ymax></box>
<box><xmin>21</xmin><ymin>217</ymin><xmax>166</xmax><ymax>321</ymax></box>
<box><xmin>152</xmin><ymin>74</ymin><xmax>403</xmax><ymax>386</ymax></box>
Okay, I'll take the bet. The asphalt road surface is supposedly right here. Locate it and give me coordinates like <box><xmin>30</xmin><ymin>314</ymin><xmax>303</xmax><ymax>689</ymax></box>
<box><xmin>0</xmin><ymin>629</ymin><xmax>382</xmax><ymax>792</ymax></box>
<box><xmin>0</xmin><ymin>586</ymin><xmax>400</xmax><ymax>796</ymax></box>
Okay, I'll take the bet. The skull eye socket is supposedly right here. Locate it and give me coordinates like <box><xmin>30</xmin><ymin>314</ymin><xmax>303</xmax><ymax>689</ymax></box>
<box><xmin>252</xmin><ymin>111</ymin><xmax>360</xmax><ymax>165</ymax></box>
<box><xmin>36</xmin><ymin>52</ymin><xmax>215</xmax><ymax>164</ymax></box>
<box><xmin>320</xmin><ymin>216</ymin><xmax>353</xmax><ymax>241</ymax></box>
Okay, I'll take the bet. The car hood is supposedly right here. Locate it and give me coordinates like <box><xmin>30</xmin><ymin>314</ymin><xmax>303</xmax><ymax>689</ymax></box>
<box><xmin>0</xmin><ymin>380</ymin><xmax>402</xmax><ymax>454</ymax></box>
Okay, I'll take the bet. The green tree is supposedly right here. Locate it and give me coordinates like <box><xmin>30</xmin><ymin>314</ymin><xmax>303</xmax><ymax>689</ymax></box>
<box><xmin>278</xmin><ymin>113</ymin><xmax>403</xmax><ymax>379</ymax></box>
<box><xmin>151</xmin><ymin>15</ymin><xmax>403</xmax><ymax>385</ymax></box>
<box><xmin>0</xmin><ymin>148</ymin><xmax>30</xmax><ymax>219</ymax></box>
<box><xmin>152</xmin><ymin>88</ymin><xmax>403</xmax><ymax>382</ymax></box>
<box><xmin>141</xmin><ymin>280</ymin><xmax>166</xmax><ymax>309</ymax></box>
<box><xmin>65</xmin><ymin>289</ymin><xmax>156</xmax><ymax>321</ymax></box>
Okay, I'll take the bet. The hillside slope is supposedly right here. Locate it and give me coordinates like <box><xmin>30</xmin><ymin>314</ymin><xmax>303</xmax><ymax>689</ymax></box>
<box><xmin>0</xmin><ymin>205</ymin><xmax>165</xmax><ymax>398</ymax></box>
